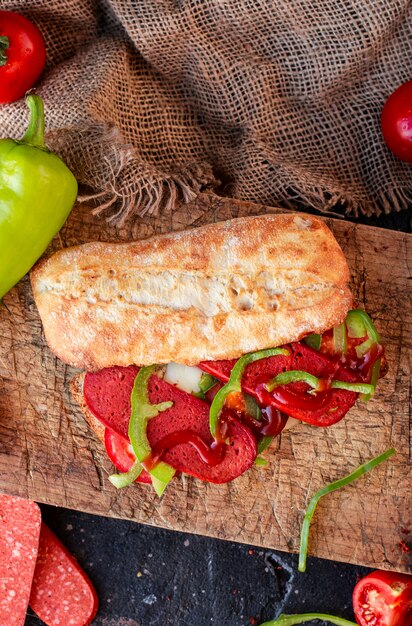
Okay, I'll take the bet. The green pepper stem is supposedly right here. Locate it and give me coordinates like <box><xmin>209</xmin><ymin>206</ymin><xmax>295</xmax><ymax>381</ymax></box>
<box><xmin>0</xmin><ymin>36</ymin><xmax>9</xmax><ymax>66</ymax></box>
<box><xmin>298</xmin><ymin>447</ymin><xmax>396</xmax><ymax>573</ymax></box>
<box><xmin>21</xmin><ymin>94</ymin><xmax>46</xmax><ymax>149</ymax></box>
<box><xmin>259</xmin><ymin>613</ymin><xmax>357</xmax><ymax>626</ymax></box>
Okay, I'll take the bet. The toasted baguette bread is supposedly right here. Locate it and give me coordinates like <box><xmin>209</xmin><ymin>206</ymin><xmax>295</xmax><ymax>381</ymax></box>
<box><xmin>70</xmin><ymin>373</ymin><xmax>105</xmax><ymax>444</ymax></box>
<box><xmin>31</xmin><ymin>213</ymin><xmax>352</xmax><ymax>370</ymax></box>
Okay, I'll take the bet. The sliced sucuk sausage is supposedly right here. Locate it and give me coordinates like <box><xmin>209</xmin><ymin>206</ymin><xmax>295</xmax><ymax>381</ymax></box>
<box><xmin>199</xmin><ymin>342</ymin><xmax>359</xmax><ymax>427</ymax></box>
<box><xmin>84</xmin><ymin>368</ymin><xmax>257</xmax><ymax>483</ymax></box>
<box><xmin>0</xmin><ymin>494</ymin><xmax>41</xmax><ymax>626</ymax></box>
<box><xmin>84</xmin><ymin>365</ymin><xmax>138</xmax><ymax>439</ymax></box>
<box><xmin>148</xmin><ymin>377</ymin><xmax>257</xmax><ymax>483</ymax></box>
<box><xmin>29</xmin><ymin>522</ymin><xmax>98</xmax><ymax>626</ymax></box>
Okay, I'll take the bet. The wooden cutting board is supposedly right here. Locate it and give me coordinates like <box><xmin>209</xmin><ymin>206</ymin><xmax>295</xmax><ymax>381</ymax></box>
<box><xmin>0</xmin><ymin>193</ymin><xmax>411</xmax><ymax>573</ymax></box>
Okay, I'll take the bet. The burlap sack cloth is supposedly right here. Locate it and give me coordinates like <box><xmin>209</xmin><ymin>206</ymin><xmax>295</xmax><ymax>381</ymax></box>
<box><xmin>1</xmin><ymin>1</ymin><xmax>412</xmax><ymax>223</ymax></box>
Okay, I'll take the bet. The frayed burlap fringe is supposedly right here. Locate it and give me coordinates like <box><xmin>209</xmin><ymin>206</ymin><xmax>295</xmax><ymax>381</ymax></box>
<box><xmin>0</xmin><ymin>1</ymin><xmax>411</xmax><ymax>222</ymax></box>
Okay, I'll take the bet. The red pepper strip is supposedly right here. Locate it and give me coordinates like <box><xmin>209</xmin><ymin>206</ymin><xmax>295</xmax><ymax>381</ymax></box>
<box><xmin>104</xmin><ymin>428</ymin><xmax>152</xmax><ymax>485</ymax></box>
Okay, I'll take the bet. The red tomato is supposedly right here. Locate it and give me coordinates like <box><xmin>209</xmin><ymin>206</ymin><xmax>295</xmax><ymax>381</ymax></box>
<box><xmin>104</xmin><ymin>428</ymin><xmax>152</xmax><ymax>484</ymax></box>
<box><xmin>0</xmin><ymin>11</ymin><xmax>46</xmax><ymax>104</ymax></box>
<box><xmin>381</xmin><ymin>81</ymin><xmax>412</xmax><ymax>163</ymax></box>
<box><xmin>353</xmin><ymin>570</ymin><xmax>412</xmax><ymax>626</ymax></box>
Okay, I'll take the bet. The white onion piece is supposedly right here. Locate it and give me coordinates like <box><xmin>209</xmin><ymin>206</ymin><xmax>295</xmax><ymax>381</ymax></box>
<box><xmin>164</xmin><ymin>363</ymin><xmax>204</xmax><ymax>394</ymax></box>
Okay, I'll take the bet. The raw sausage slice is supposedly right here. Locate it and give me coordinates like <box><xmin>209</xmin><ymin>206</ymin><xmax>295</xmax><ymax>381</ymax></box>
<box><xmin>29</xmin><ymin>522</ymin><xmax>98</xmax><ymax>626</ymax></box>
<box><xmin>0</xmin><ymin>494</ymin><xmax>41</xmax><ymax>626</ymax></box>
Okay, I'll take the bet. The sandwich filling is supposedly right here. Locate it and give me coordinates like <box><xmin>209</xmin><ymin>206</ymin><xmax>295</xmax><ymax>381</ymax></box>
<box><xmin>81</xmin><ymin>309</ymin><xmax>384</xmax><ymax>495</ymax></box>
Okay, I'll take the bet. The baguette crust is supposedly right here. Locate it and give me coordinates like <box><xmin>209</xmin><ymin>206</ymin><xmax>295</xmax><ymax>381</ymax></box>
<box><xmin>31</xmin><ymin>213</ymin><xmax>352</xmax><ymax>370</ymax></box>
<box><xmin>70</xmin><ymin>373</ymin><xmax>105</xmax><ymax>444</ymax></box>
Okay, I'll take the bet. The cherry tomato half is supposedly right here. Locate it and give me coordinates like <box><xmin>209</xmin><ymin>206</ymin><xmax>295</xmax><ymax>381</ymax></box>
<box><xmin>353</xmin><ymin>569</ymin><xmax>412</xmax><ymax>626</ymax></box>
<box><xmin>104</xmin><ymin>428</ymin><xmax>152</xmax><ymax>484</ymax></box>
<box><xmin>381</xmin><ymin>81</ymin><xmax>412</xmax><ymax>163</ymax></box>
<box><xmin>0</xmin><ymin>11</ymin><xmax>46</xmax><ymax>104</ymax></box>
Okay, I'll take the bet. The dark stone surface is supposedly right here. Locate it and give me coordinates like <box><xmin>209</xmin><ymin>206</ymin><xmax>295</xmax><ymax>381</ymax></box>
<box><xmin>25</xmin><ymin>504</ymin><xmax>370</xmax><ymax>626</ymax></box>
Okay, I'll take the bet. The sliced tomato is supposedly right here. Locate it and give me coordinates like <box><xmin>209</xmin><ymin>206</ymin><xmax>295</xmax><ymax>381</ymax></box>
<box><xmin>104</xmin><ymin>428</ymin><xmax>151</xmax><ymax>484</ymax></box>
<box><xmin>353</xmin><ymin>570</ymin><xmax>412</xmax><ymax>626</ymax></box>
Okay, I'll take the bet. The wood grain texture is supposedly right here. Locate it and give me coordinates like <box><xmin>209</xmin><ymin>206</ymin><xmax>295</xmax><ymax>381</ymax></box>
<box><xmin>0</xmin><ymin>193</ymin><xmax>411</xmax><ymax>572</ymax></box>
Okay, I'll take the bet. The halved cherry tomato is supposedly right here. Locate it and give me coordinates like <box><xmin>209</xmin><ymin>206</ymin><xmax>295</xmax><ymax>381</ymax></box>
<box><xmin>0</xmin><ymin>11</ymin><xmax>46</xmax><ymax>103</ymax></box>
<box><xmin>104</xmin><ymin>428</ymin><xmax>151</xmax><ymax>484</ymax></box>
<box><xmin>353</xmin><ymin>570</ymin><xmax>412</xmax><ymax>626</ymax></box>
<box><xmin>381</xmin><ymin>81</ymin><xmax>412</xmax><ymax>163</ymax></box>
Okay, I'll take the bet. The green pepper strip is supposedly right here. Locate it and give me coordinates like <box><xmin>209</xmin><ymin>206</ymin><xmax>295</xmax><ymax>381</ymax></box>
<box><xmin>109</xmin><ymin>461</ymin><xmax>143</xmax><ymax>489</ymax></box>
<box><xmin>259</xmin><ymin>613</ymin><xmax>357</xmax><ymax>626</ymax></box>
<box><xmin>254</xmin><ymin>456</ymin><xmax>269</xmax><ymax>467</ymax></box>
<box><xmin>346</xmin><ymin>309</ymin><xmax>380</xmax><ymax>342</ymax></box>
<box><xmin>193</xmin><ymin>372</ymin><xmax>218</xmax><ymax>399</ymax></box>
<box><xmin>257</xmin><ymin>435</ymin><xmax>274</xmax><ymax>455</ymax></box>
<box><xmin>346</xmin><ymin>310</ymin><xmax>381</xmax><ymax>402</ymax></box>
<box><xmin>265</xmin><ymin>370</ymin><xmax>375</xmax><ymax>396</ymax></box>
<box><xmin>303</xmin><ymin>333</ymin><xmax>322</xmax><ymax>350</ymax></box>
<box><xmin>209</xmin><ymin>348</ymin><xmax>290</xmax><ymax>437</ymax></box>
<box><xmin>355</xmin><ymin>337</ymin><xmax>374</xmax><ymax>358</ymax></box>
<box><xmin>333</xmin><ymin>322</ymin><xmax>347</xmax><ymax>354</ymax></box>
<box><xmin>298</xmin><ymin>447</ymin><xmax>396</xmax><ymax>573</ymax></box>
<box><xmin>128</xmin><ymin>365</ymin><xmax>176</xmax><ymax>497</ymax></box>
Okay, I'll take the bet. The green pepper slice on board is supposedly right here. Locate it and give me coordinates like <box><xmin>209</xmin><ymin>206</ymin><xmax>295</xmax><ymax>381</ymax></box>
<box><xmin>0</xmin><ymin>94</ymin><xmax>78</xmax><ymax>299</ymax></box>
<box><xmin>259</xmin><ymin>614</ymin><xmax>357</xmax><ymax>626</ymax></box>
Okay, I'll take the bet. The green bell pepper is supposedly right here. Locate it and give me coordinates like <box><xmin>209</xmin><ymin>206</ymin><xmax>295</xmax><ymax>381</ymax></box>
<box><xmin>0</xmin><ymin>94</ymin><xmax>78</xmax><ymax>299</ymax></box>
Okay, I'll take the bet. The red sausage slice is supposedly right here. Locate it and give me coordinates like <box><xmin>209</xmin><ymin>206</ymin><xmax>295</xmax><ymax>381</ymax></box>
<box><xmin>199</xmin><ymin>342</ymin><xmax>359</xmax><ymax>427</ymax></box>
<box><xmin>148</xmin><ymin>377</ymin><xmax>257</xmax><ymax>483</ymax></box>
<box><xmin>29</xmin><ymin>522</ymin><xmax>98</xmax><ymax>626</ymax></box>
<box><xmin>0</xmin><ymin>494</ymin><xmax>41</xmax><ymax>626</ymax></box>
<box><xmin>84</xmin><ymin>368</ymin><xmax>257</xmax><ymax>483</ymax></box>
<box><xmin>84</xmin><ymin>365</ymin><xmax>138</xmax><ymax>439</ymax></box>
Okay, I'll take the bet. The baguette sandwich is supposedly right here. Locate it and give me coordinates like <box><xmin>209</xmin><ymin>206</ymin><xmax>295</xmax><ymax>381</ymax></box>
<box><xmin>31</xmin><ymin>214</ymin><xmax>384</xmax><ymax>494</ymax></box>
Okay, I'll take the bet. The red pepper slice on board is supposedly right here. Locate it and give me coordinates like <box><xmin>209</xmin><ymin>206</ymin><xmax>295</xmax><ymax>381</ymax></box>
<box><xmin>200</xmin><ymin>343</ymin><xmax>360</xmax><ymax>427</ymax></box>
<box><xmin>84</xmin><ymin>367</ymin><xmax>257</xmax><ymax>483</ymax></box>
